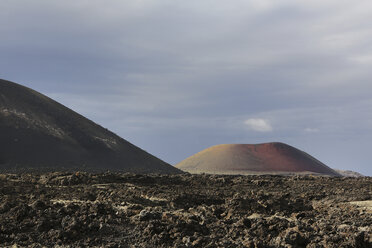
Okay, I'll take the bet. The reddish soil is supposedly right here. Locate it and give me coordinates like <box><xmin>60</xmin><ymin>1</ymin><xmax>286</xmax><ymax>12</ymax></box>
<box><xmin>176</xmin><ymin>143</ymin><xmax>339</xmax><ymax>176</ymax></box>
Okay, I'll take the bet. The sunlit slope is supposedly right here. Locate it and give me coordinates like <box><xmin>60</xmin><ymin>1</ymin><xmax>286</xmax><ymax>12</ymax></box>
<box><xmin>176</xmin><ymin>143</ymin><xmax>340</xmax><ymax>176</ymax></box>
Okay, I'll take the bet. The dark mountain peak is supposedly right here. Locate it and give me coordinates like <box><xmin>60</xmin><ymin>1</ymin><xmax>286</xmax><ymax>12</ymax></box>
<box><xmin>0</xmin><ymin>79</ymin><xmax>181</xmax><ymax>174</ymax></box>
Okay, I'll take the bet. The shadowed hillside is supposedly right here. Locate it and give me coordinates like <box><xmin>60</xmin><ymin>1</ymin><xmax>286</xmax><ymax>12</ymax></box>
<box><xmin>176</xmin><ymin>143</ymin><xmax>340</xmax><ymax>176</ymax></box>
<box><xmin>0</xmin><ymin>79</ymin><xmax>181</xmax><ymax>174</ymax></box>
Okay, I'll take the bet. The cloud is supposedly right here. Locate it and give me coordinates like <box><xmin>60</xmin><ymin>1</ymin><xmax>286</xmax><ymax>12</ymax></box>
<box><xmin>1</xmin><ymin>1</ymin><xmax>372</xmax><ymax>175</ymax></box>
<box><xmin>244</xmin><ymin>118</ymin><xmax>273</xmax><ymax>132</ymax></box>
<box><xmin>304</xmin><ymin>128</ymin><xmax>319</xmax><ymax>133</ymax></box>
<box><xmin>350</xmin><ymin>55</ymin><xmax>372</xmax><ymax>64</ymax></box>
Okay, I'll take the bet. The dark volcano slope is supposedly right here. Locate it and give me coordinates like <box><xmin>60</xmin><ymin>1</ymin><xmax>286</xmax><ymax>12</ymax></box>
<box><xmin>0</xmin><ymin>79</ymin><xmax>180</xmax><ymax>174</ymax></box>
<box><xmin>176</xmin><ymin>143</ymin><xmax>340</xmax><ymax>176</ymax></box>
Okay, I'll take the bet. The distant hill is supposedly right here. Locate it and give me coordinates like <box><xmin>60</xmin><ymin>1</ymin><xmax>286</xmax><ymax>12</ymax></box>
<box><xmin>334</xmin><ymin>169</ymin><xmax>364</xmax><ymax>177</ymax></box>
<box><xmin>176</xmin><ymin>143</ymin><xmax>340</xmax><ymax>176</ymax></box>
<box><xmin>0</xmin><ymin>79</ymin><xmax>181</xmax><ymax>174</ymax></box>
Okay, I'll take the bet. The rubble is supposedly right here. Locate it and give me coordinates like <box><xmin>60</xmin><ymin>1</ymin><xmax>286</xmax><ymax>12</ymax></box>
<box><xmin>0</xmin><ymin>172</ymin><xmax>371</xmax><ymax>247</ymax></box>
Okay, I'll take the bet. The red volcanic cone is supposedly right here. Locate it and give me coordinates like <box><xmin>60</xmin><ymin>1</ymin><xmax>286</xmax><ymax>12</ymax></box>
<box><xmin>175</xmin><ymin>143</ymin><xmax>340</xmax><ymax>176</ymax></box>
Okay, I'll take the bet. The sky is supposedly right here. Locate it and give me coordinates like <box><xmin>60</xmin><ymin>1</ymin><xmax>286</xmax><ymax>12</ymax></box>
<box><xmin>1</xmin><ymin>0</ymin><xmax>372</xmax><ymax>176</ymax></box>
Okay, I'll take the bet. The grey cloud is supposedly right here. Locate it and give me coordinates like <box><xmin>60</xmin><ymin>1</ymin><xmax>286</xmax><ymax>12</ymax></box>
<box><xmin>1</xmin><ymin>1</ymin><xmax>372</xmax><ymax>175</ymax></box>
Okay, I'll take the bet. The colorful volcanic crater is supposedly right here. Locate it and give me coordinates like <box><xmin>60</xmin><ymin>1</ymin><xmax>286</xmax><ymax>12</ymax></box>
<box><xmin>176</xmin><ymin>143</ymin><xmax>340</xmax><ymax>176</ymax></box>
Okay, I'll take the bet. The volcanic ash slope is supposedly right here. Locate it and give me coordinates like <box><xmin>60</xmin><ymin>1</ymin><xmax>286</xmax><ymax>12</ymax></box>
<box><xmin>175</xmin><ymin>143</ymin><xmax>340</xmax><ymax>176</ymax></box>
<box><xmin>0</xmin><ymin>79</ymin><xmax>181</xmax><ymax>174</ymax></box>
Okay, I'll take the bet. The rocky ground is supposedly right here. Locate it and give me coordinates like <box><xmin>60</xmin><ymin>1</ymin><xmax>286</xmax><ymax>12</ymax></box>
<box><xmin>0</xmin><ymin>172</ymin><xmax>371</xmax><ymax>247</ymax></box>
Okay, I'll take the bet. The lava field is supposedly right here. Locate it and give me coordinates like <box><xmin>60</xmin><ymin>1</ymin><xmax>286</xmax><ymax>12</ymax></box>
<box><xmin>0</xmin><ymin>172</ymin><xmax>371</xmax><ymax>247</ymax></box>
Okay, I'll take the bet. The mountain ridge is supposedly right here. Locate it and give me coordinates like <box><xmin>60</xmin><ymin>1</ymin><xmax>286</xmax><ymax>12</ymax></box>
<box><xmin>0</xmin><ymin>79</ymin><xmax>181</xmax><ymax>174</ymax></box>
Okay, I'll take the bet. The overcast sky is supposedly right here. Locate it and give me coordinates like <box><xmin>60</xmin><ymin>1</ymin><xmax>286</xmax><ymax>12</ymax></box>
<box><xmin>1</xmin><ymin>0</ymin><xmax>372</xmax><ymax>175</ymax></box>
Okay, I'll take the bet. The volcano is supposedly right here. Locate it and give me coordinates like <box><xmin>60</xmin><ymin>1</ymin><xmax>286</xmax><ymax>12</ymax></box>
<box><xmin>0</xmin><ymin>79</ymin><xmax>181</xmax><ymax>174</ymax></box>
<box><xmin>175</xmin><ymin>143</ymin><xmax>340</xmax><ymax>176</ymax></box>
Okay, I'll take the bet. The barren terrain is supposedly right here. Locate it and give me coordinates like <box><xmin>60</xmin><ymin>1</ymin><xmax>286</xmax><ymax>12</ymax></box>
<box><xmin>0</xmin><ymin>79</ymin><xmax>178</xmax><ymax>174</ymax></box>
<box><xmin>0</xmin><ymin>173</ymin><xmax>371</xmax><ymax>247</ymax></box>
<box><xmin>176</xmin><ymin>143</ymin><xmax>339</xmax><ymax>176</ymax></box>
